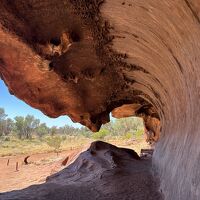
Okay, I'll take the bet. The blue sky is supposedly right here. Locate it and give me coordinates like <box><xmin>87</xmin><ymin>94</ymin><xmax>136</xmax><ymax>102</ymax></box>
<box><xmin>0</xmin><ymin>79</ymin><xmax>82</xmax><ymax>128</ymax></box>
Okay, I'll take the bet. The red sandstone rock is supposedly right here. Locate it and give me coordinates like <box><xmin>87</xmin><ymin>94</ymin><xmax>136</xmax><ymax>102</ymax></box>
<box><xmin>1</xmin><ymin>1</ymin><xmax>200</xmax><ymax>199</ymax></box>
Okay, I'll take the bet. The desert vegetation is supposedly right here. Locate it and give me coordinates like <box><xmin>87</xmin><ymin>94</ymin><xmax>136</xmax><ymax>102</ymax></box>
<box><xmin>0</xmin><ymin>107</ymin><xmax>146</xmax><ymax>156</ymax></box>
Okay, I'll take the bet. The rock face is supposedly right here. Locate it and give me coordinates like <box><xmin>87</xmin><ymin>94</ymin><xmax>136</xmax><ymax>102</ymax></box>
<box><xmin>0</xmin><ymin>0</ymin><xmax>158</xmax><ymax>132</ymax></box>
<box><xmin>0</xmin><ymin>141</ymin><xmax>162</xmax><ymax>200</ymax></box>
<box><xmin>0</xmin><ymin>0</ymin><xmax>200</xmax><ymax>199</ymax></box>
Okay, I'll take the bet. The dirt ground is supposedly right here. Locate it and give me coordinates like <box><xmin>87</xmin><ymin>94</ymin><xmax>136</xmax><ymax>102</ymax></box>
<box><xmin>0</xmin><ymin>149</ymin><xmax>83</xmax><ymax>192</ymax></box>
<box><xmin>0</xmin><ymin>141</ymin><xmax>162</xmax><ymax>200</ymax></box>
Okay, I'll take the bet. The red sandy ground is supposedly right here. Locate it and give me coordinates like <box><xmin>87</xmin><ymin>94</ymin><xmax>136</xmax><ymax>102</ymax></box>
<box><xmin>0</xmin><ymin>149</ymin><xmax>82</xmax><ymax>192</ymax></box>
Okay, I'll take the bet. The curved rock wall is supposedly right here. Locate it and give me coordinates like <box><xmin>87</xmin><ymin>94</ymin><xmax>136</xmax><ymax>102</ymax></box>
<box><xmin>0</xmin><ymin>0</ymin><xmax>200</xmax><ymax>199</ymax></box>
<box><xmin>101</xmin><ymin>0</ymin><xmax>200</xmax><ymax>199</ymax></box>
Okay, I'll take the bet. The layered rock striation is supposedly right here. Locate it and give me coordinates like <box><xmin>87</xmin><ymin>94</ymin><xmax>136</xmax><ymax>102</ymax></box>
<box><xmin>0</xmin><ymin>0</ymin><xmax>200</xmax><ymax>199</ymax></box>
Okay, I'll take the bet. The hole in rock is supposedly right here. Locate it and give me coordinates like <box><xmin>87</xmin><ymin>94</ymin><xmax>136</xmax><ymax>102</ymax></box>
<box><xmin>49</xmin><ymin>62</ymin><xmax>54</xmax><ymax>70</ymax></box>
<box><xmin>69</xmin><ymin>31</ymin><xmax>81</xmax><ymax>42</ymax></box>
<box><xmin>50</xmin><ymin>38</ymin><xmax>61</xmax><ymax>46</ymax></box>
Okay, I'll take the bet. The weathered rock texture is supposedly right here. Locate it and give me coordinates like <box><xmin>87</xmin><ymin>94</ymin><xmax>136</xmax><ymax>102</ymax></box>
<box><xmin>0</xmin><ymin>141</ymin><xmax>162</xmax><ymax>200</ymax></box>
<box><xmin>0</xmin><ymin>0</ymin><xmax>200</xmax><ymax>199</ymax></box>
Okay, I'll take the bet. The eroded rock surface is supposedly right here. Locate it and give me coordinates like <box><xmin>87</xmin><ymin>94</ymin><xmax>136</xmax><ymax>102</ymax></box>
<box><xmin>1</xmin><ymin>0</ymin><xmax>200</xmax><ymax>199</ymax></box>
<box><xmin>0</xmin><ymin>0</ymin><xmax>158</xmax><ymax>132</ymax></box>
<box><xmin>0</xmin><ymin>141</ymin><xmax>162</xmax><ymax>200</ymax></box>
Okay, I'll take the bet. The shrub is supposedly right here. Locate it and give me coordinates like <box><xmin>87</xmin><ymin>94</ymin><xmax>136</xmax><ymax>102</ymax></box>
<box><xmin>62</xmin><ymin>135</ymin><xmax>67</xmax><ymax>141</ymax></box>
<box><xmin>123</xmin><ymin>132</ymin><xmax>133</xmax><ymax>140</ymax></box>
<box><xmin>92</xmin><ymin>129</ymin><xmax>109</xmax><ymax>140</ymax></box>
<box><xmin>46</xmin><ymin>136</ymin><xmax>62</xmax><ymax>153</ymax></box>
<box><xmin>134</xmin><ymin>129</ymin><xmax>144</xmax><ymax>139</ymax></box>
<box><xmin>4</xmin><ymin>137</ymin><xmax>10</xmax><ymax>141</ymax></box>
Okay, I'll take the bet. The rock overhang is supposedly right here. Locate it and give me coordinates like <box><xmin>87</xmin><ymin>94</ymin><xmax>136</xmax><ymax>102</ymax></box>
<box><xmin>1</xmin><ymin>0</ymin><xmax>200</xmax><ymax>199</ymax></box>
<box><xmin>0</xmin><ymin>0</ymin><xmax>159</xmax><ymax>133</ymax></box>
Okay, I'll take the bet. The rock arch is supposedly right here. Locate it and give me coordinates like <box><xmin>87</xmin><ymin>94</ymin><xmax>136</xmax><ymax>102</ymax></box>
<box><xmin>0</xmin><ymin>0</ymin><xmax>200</xmax><ymax>199</ymax></box>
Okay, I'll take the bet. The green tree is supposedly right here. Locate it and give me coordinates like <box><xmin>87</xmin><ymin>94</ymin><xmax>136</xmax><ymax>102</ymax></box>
<box><xmin>58</xmin><ymin>125</ymin><xmax>80</xmax><ymax>136</ymax></box>
<box><xmin>36</xmin><ymin>123</ymin><xmax>49</xmax><ymax>138</ymax></box>
<box><xmin>4</xmin><ymin>118</ymin><xmax>14</xmax><ymax>135</ymax></box>
<box><xmin>46</xmin><ymin>136</ymin><xmax>62</xmax><ymax>154</ymax></box>
<box><xmin>0</xmin><ymin>108</ymin><xmax>7</xmax><ymax>120</ymax></box>
<box><xmin>80</xmin><ymin>127</ymin><xmax>91</xmax><ymax>138</ymax></box>
<box><xmin>14</xmin><ymin>116</ymin><xmax>24</xmax><ymax>139</ymax></box>
<box><xmin>113</xmin><ymin>117</ymin><xmax>143</xmax><ymax>136</ymax></box>
<box><xmin>50</xmin><ymin>126</ymin><xmax>57</xmax><ymax>136</ymax></box>
<box><xmin>24</xmin><ymin>115</ymin><xmax>40</xmax><ymax>139</ymax></box>
<box><xmin>14</xmin><ymin>115</ymin><xmax>40</xmax><ymax>139</ymax></box>
<box><xmin>0</xmin><ymin>108</ymin><xmax>7</xmax><ymax>136</ymax></box>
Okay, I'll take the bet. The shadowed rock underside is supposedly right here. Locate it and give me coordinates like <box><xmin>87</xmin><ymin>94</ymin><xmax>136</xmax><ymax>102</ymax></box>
<box><xmin>0</xmin><ymin>141</ymin><xmax>162</xmax><ymax>200</ymax></box>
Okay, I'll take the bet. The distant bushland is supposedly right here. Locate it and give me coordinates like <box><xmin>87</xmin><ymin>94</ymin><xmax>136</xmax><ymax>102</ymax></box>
<box><xmin>0</xmin><ymin>107</ymin><xmax>145</xmax><ymax>156</ymax></box>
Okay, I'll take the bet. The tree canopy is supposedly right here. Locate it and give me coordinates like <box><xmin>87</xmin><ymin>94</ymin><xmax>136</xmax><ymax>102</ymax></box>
<box><xmin>0</xmin><ymin>107</ymin><xmax>144</xmax><ymax>140</ymax></box>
